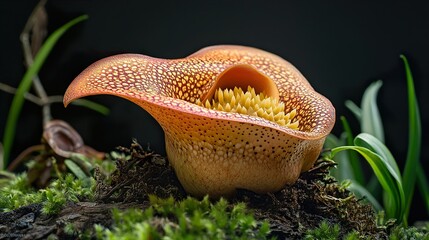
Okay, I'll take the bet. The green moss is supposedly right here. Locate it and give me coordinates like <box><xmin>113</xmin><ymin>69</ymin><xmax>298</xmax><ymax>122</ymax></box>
<box><xmin>0</xmin><ymin>173</ymin><xmax>42</xmax><ymax>210</ymax></box>
<box><xmin>389</xmin><ymin>224</ymin><xmax>429</xmax><ymax>240</ymax></box>
<box><xmin>304</xmin><ymin>221</ymin><xmax>372</xmax><ymax>240</ymax></box>
<box><xmin>304</xmin><ymin>221</ymin><xmax>340</xmax><ymax>240</ymax></box>
<box><xmin>63</xmin><ymin>222</ymin><xmax>78</xmax><ymax>236</ymax></box>
<box><xmin>0</xmin><ymin>173</ymin><xmax>95</xmax><ymax>214</ymax></box>
<box><xmin>95</xmin><ymin>195</ymin><xmax>273</xmax><ymax>239</ymax></box>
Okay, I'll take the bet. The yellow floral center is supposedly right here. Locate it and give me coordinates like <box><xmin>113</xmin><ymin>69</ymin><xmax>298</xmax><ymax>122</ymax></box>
<box><xmin>196</xmin><ymin>86</ymin><xmax>299</xmax><ymax>130</ymax></box>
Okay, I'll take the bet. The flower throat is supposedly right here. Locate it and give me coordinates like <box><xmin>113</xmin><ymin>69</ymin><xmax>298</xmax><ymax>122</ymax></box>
<box><xmin>196</xmin><ymin>86</ymin><xmax>299</xmax><ymax>130</ymax></box>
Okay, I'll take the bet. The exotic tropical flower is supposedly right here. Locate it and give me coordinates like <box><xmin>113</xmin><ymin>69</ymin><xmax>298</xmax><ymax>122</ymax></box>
<box><xmin>64</xmin><ymin>45</ymin><xmax>335</xmax><ymax>197</ymax></box>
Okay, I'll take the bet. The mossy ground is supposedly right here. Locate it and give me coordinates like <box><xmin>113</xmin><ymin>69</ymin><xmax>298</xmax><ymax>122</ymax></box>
<box><xmin>0</xmin><ymin>141</ymin><xmax>388</xmax><ymax>239</ymax></box>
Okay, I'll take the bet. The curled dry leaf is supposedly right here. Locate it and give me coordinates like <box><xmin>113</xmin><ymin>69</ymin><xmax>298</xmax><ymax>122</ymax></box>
<box><xmin>42</xmin><ymin>119</ymin><xmax>104</xmax><ymax>160</ymax></box>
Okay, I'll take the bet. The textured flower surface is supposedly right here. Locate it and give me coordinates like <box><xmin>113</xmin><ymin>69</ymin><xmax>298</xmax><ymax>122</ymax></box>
<box><xmin>64</xmin><ymin>45</ymin><xmax>335</xmax><ymax>197</ymax></box>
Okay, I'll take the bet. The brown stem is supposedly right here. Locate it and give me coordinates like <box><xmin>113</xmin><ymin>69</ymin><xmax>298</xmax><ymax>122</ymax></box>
<box><xmin>20</xmin><ymin>0</ymin><xmax>51</xmax><ymax>125</ymax></box>
<box><xmin>7</xmin><ymin>144</ymin><xmax>45</xmax><ymax>171</ymax></box>
<box><xmin>0</xmin><ymin>83</ymin><xmax>43</xmax><ymax>105</ymax></box>
<box><xmin>0</xmin><ymin>83</ymin><xmax>64</xmax><ymax>105</ymax></box>
<box><xmin>99</xmin><ymin>177</ymin><xmax>137</xmax><ymax>201</ymax></box>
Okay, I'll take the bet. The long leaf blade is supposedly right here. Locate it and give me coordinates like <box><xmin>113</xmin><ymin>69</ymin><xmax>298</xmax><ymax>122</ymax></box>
<box><xmin>71</xmin><ymin>99</ymin><xmax>110</xmax><ymax>116</ymax></box>
<box><xmin>331</xmin><ymin>133</ymin><xmax>405</xmax><ymax>222</ymax></box>
<box><xmin>340</xmin><ymin>116</ymin><xmax>365</xmax><ymax>185</ymax></box>
<box><xmin>324</xmin><ymin>134</ymin><xmax>352</xmax><ymax>180</ymax></box>
<box><xmin>416</xmin><ymin>167</ymin><xmax>429</xmax><ymax>214</ymax></box>
<box><xmin>64</xmin><ymin>159</ymin><xmax>88</xmax><ymax>180</ymax></box>
<box><xmin>345</xmin><ymin>100</ymin><xmax>362</xmax><ymax>122</ymax></box>
<box><xmin>361</xmin><ymin>80</ymin><xmax>384</xmax><ymax>143</ymax></box>
<box><xmin>348</xmin><ymin>180</ymin><xmax>383</xmax><ymax>212</ymax></box>
<box><xmin>332</xmin><ymin>144</ymin><xmax>403</xmax><ymax>220</ymax></box>
<box><xmin>354</xmin><ymin>133</ymin><xmax>401</xmax><ymax>179</ymax></box>
<box><xmin>355</xmin><ymin>133</ymin><xmax>405</xmax><ymax>222</ymax></box>
<box><xmin>1</xmin><ymin>15</ymin><xmax>88</xmax><ymax>168</ymax></box>
<box><xmin>400</xmin><ymin>55</ymin><xmax>422</xmax><ymax>220</ymax></box>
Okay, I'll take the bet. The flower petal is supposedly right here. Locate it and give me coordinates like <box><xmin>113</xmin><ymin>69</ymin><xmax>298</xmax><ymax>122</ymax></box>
<box><xmin>64</xmin><ymin>45</ymin><xmax>335</xmax><ymax>197</ymax></box>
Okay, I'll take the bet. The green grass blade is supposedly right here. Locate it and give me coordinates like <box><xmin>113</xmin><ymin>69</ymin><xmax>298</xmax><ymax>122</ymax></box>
<box><xmin>348</xmin><ymin>180</ymin><xmax>383</xmax><ymax>212</ymax></box>
<box><xmin>358</xmin><ymin>80</ymin><xmax>387</xmax><ymax>207</ymax></box>
<box><xmin>340</xmin><ymin>116</ymin><xmax>365</xmax><ymax>185</ymax></box>
<box><xmin>64</xmin><ymin>159</ymin><xmax>88</xmax><ymax>180</ymax></box>
<box><xmin>416</xmin><ymin>166</ymin><xmax>429</xmax><ymax>214</ymax></box>
<box><xmin>360</xmin><ymin>80</ymin><xmax>385</xmax><ymax>143</ymax></box>
<box><xmin>324</xmin><ymin>134</ymin><xmax>352</xmax><ymax>180</ymax></box>
<box><xmin>71</xmin><ymin>99</ymin><xmax>110</xmax><ymax>116</ymax></box>
<box><xmin>345</xmin><ymin>100</ymin><xmax>362</xmax><ymax>122</ymax></box>
<box><xmin>354</xmin><ymin>133</ymin><xmax>401</xmax><ymax>178</ymax></box>
<box><xmin>366</xmin><ymin>174</ymin><xmax>382</xmax><ymax>200</ymax></box>
<box><xmin>345</xmin><ymin>90</ymin><xmax>382</xmax><ymax>197</ymax></box>
<box><xmin>354</xmin><ymin>133</ymin><xmax>405</xmax><ymax>223</ymax></box>
<box><xmin>0</xmin><ymin>143</ymin><xmax>3</xmax><ymax>170</ymax></box>
<box><xmin>331</xmin><ymin>145</ymin><xmax>401</xmax><ymax>220</ymax></box>
<box><xmin>324</xmin><ymin>134</ymin><xmax>341</xmax><ymax>150</ymax></box>
<box><xmin>1</xmin><ymin>15</ymin><xmax>88</xmax><ymax>169</ymax></box>
<box><xmin>400</xmin><ymin>55</ymin><xmax>422</xmax><ymax>220</ymax></box>
<box><xmin>331</xmin><ymin>133</ymin><xmax>405</xmax><ymax>222</ymax></box>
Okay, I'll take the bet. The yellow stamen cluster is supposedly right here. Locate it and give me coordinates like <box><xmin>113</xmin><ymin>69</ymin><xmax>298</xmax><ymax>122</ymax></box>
<box><xmin>197</xmin><ymin>86</ymin><xmax>299</xmax><ymax>129</ymax></box>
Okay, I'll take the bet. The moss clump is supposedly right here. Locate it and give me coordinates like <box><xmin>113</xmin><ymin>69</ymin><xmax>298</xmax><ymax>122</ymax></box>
<box><xmin>304</xmin><ymin>220</ymin><xmax>363</xmax><ymax>240</ymax></box>
<box><xmin>95</xmin><ymin>195</ymin><xmax>272</xmax><ymax>239</ymax></box>
<box><xmin>0</xmin><ymin>141</ymin><xmax>389</xmax><ymax>239</ymax></box>
<box><xmin>0</xmin><ymin>173</ymin><xmax>94</xmax><ymax>214</ymax></box>
<box><xmin>388</xmin><ymin>223</ymin><xmax>429</xmax><ymax>240</ymax></box>
<box><xmin>304</xmin><ymin>220</ymin><xmax>341</xmax><ymax>240</ymax></box>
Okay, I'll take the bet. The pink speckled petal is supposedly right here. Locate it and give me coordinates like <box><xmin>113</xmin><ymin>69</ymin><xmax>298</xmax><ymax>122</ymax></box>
<box><xmin>64</xmin><ymin>45</ymin><xmax>335</xmax><ymax>197</ymax></box>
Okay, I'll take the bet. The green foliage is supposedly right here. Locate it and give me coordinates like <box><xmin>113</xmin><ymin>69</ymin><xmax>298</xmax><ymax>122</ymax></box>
<box><xmin>326</xmin><ymin>55</ymin><xmax>427</xmax><ymax>225</ymax></box>
<box><xmin>0</xmin><ymin>173</ymin><xmax>95</xmax><ymax>214</ymax></box>
<box><xmin>331</xmin><ymin>134</ymin><xmax>405</xmax><ymax>221</ymax></box>
<box><xmin>64</xmin><ymin>222</ymin><xmax>79</xmax><ymax>236</ymax></box>
<box><xmin>360</xmin><ymin>80</ymin><xmax>385</xmax><ymax>142</ymax></box>
<box><xmin>418</xmin><ymin>167</ymin><xmax>429</xmax><ymax>217</ymax></box>
<box><xmin>70</xmin><ymin>99</ymin><xmax>110</xmax><ymax>116</ymax></box>
<box><xmin>41</xmin><ymin>174</ymin><xmax>95</xmax><ymax>214</ymax></box>
<box><xmin>95</xmin><ymin>195</ymin><xmax>272</xmax><ymax>240</ymax></box>
<box><xmin>65</xmin><ymin>159</ymin><xmax>90</xmax><ymax>180</ymax></box>
<box><xmin>1</xmin><ymin>15</ymin><xmax>88</xmax><ymax>168</ymax></box>
<box><xmin>344</xmin><ymin>79</ymin><xmax>385</xmax><ymax>195</ymax></box>
<box><xmin>341</xmin><ymin>116</ymin><xmax>365</xmax><ymax>184</ymax></box>
<box><xmin>65</xmin><ymin>152</ymin><xmax>110</xmax><ymax>182</ymax></box>
<box><xmin>0</xmin><ymin>169</ymin><xmax>16</xmax><ymax>188</ymax></box>
<box><xmin>304</xmin><ymin>221</ymin><xmax>368</xmax><ymax>240</ymax></box>
<box><xmin>0</xmin><ymin>173</ymin><xmax>42</xmax><ymax>210</ymax></box>
<box><xmin>400</xmin><ymin>55</ymin><xmax>423</xmax><ymax>221</ymax></box>
<box><xmin>346</xmin><ymin>180</ymin><xmax>383</xmax><ymax>212</ymax></box>
<box><xmin>389</xmin><ymin>224</ymin><xmax>429</xmax><ymax>240</ymax></box>
<box><xmin>343</xmin><ymin>231</ymin><xmax>363</xmax><ymax>240</ymax></box>
<box><xmin>304</xmin><ymin>221</ymin><xmax>340</xmax><ymax>240</ymax></box>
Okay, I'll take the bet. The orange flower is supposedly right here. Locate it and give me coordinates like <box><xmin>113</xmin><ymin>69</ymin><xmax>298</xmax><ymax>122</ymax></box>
<box><xmin>64</xmin><ymin>45</ymin><xmax>335</xmax><ymax>197</ymax></box>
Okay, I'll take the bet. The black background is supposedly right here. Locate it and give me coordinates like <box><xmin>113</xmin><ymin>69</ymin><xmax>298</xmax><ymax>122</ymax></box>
<box><xmin>1</xmin><ymin>1</ymin><xmax>428</xmax><ymax>222</ymax></box>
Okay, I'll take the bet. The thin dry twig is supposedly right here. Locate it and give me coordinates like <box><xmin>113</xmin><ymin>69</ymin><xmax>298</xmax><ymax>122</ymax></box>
<box><xmin>20</xmin><ymin>0</ymin><xmax>51</xmax><ymax>125</ymax></box>
<box><xmin>7</xmin><ymin>144</ymin><xmax>45</xmax><ymax>171</ymax></box>
<box><xmin>0</xmin><ymin>83</ymin><xmax>64</xmax><ymax>106</ymax></box>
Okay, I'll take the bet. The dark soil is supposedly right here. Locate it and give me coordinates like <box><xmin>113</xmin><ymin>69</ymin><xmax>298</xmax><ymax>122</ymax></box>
<box><xmin>0</xmin><ymin>141</ymin><xmax>387</xmax><ymax>239</ymax></box>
